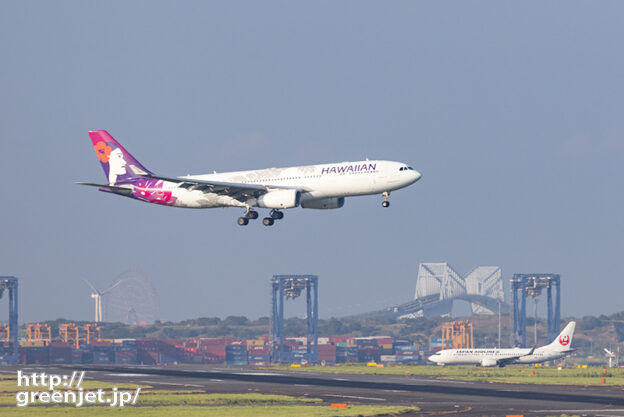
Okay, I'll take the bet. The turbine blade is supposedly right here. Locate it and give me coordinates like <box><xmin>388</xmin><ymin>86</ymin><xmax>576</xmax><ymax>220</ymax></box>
<box><xmin>101</xmin><ymin>279</ymin><xmax>123</xmax><ymax>295</ymax></box>
<box><xmin>82</xmin><ymin>278</ymin><xmax>99</xmax><ymax>294</ymax></box>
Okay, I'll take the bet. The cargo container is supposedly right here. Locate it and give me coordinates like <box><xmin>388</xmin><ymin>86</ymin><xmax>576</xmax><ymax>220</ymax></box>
<box><xmin>318</xmin><ymin>344</ymin><xmax>336</xmax><ymax>361</ymax></box>
<box><xmin>115</xmin><ymin>355</ymin><xmax>138</xmax><ymax>364</ymax></box>
<box><xmin>397</xmin><ymin>355</ymin><xmax>420</xmax><ymax>362</ymax></box>
<box><xmin>160</xmin><ymin>355</ymin><xmax>179</xmax><ymax>364</ymax></box>
<box><xmin>26</xmin><ymin>347</ymin><xmax>49</xmax><ymax>364</ymax></box>
<box><xmin>226</xmin><ymin>360</ymin><xmax>248</xmax><ymax>365</ymax></box>
<box><xmin>430</xmin><ymin>337</ymin><xmax>443</xmax><ymax>349</ymax></box>
<box><xmin>248</xmin><ymin>355</ymin><xmax>271</xmax><ymax>361</ymax></box>
<box><xmin>247</xmin><ymin>347</ymin><xmax>271</xmax><ymax>356</ymax></box>
<box><xmin>380</xmin><ymin>355</ymin><xmax>397</xmax><ymax>362</ymax></box>
<box><xmin>49</xmin><ymin>345</ymin><xmax>72</xmax><ymax>364</ymax></box>
<box><xmin>93</xmin><ymin>352</ymin><xmax>112</xmax><ymax>364</ymax></box>
<box><xmin>226</xmin><ymin>345</ymin><xmax>246</xmax><ymax>351</ymax></box>
<box><xmin>71</xmin><ymin>349</ymin><xmax>83</xmax><ymax>364</ymax></box>
<box><xmin>137</xmin><ymin>349</ymin><xmax>158</xmax><ymax>365</ymax></box>
<box><xmin>203</xmin><ymin>355</ymin><xmax>225</xmax><ymax>364</ymax></box>
<box><xmin>249</xmin><ymin>361</ymin><xmax>271</xmax><ymax>366</ymax></box>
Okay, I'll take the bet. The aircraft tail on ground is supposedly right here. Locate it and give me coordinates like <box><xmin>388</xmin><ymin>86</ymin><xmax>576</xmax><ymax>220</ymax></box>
<box><xmin>88</xmin><ymin>130</ymin><xmax>152</xmax><ymax>185</ymax></box>
<box><xmin>546</xmin><ymin>321</ymin><xmax>576</xmax><ymax>352</ymax></box>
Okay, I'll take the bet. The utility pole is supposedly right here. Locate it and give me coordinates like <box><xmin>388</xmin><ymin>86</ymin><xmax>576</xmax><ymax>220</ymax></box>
<box><xmin>498</xmin><ymin>299</ymin><xmax>501</xmax><ymax>349</ymax></box>
<box><xmin>533</xmin><ymin>297</ymin><xmax>538</xmax><ymax>346</ymax></box>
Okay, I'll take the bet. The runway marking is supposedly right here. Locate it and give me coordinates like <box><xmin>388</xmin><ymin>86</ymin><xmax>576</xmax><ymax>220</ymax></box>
<box><xmin>532</xmin><ymin>409</ymin><xmax>624</xmax><ymax>413</ymax></box>
<box><xmin>294</xmin><ymin>384</ymin><xmax>312</xmax><ymax>387</ymax></box>
<box><xmin>324</xmin><ymin>394</ymin><xmax>386</xmax><ymax>402</ymax></box>
<box><xmin>210</xmin><ymin>379</ymin><xmax>224</xmax><ymax>382</ymax></box>
<box><xmin>384</xmin><ymin>389</ymin><xmax>408</xmax><ymax>393</ymax></box>
<box><xmin>139</xmin><ymin>380</ymin><xmax>203</xmax><ymax>386</ymax></box>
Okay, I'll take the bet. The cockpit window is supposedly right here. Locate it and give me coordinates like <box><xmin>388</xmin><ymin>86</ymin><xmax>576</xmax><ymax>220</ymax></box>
<box><xmin>399</xmin><ymin>166</ymin><xmax>409</xmax><ymax>171</ymax></box>
<box><xmin>408</xmin><ymin>166</ymin><xmax>414</xmax><ymax>170</ymax></box>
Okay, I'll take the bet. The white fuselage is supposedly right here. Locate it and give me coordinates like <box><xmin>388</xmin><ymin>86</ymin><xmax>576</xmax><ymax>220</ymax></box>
<box><xmin>162</xmin><ymin>160</ymin><xmax>420</xmax><ymax>208</ymax></box>
<box><xmin>429</xmin><ymin>347</ymin><xmax>568</xmax><ymax>367</ymax></box>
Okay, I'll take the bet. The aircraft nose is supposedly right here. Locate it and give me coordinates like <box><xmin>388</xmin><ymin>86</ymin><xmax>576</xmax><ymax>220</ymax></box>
<box><xmin>413</xmin><ymin>170</ymin><xmax>422</xmax><ymax>182</ymax></box>
<box><xmin>428</xmin><ymin>355</ymin><xmax>437</xmax><ymax>362</ymax></box>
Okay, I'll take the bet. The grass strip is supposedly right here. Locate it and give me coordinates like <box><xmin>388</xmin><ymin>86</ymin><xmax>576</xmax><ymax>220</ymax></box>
<box><xmin>0</xmin><ymin>405</ymin><xmax>418</xmax><ymax>416</ymax></box>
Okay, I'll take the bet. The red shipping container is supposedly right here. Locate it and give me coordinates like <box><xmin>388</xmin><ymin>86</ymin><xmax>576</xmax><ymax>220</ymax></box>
<box><xmin>330</xmin><ymin>336</ymin><xmax>348</xmax><ymax>343</ymax></box>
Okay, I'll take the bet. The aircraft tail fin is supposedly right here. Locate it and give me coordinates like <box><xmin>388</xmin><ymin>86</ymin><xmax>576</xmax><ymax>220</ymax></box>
<box><xmin>88</xmin><ymin>130</ymin><xmax>153</xmax><ymax>185</ymax></box>
<box><xmin>547</xmin><ymin>321</ymin><xmax>576</xmax><ymax>352</ymax></box>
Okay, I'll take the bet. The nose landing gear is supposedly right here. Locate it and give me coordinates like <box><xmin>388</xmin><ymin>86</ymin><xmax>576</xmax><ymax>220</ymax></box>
<box><xmin>382</xmin><ymin>191</ymin><xmax>390</xmax><ymax>208</ymax></box>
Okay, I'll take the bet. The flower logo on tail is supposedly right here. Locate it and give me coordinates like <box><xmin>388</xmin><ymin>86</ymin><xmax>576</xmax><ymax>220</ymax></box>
<box><xmin>559</xmin><ymin>335</ymin><xmax>570</xmax><ymax>346</ymax></box>
<box><xmin>94</xmin><ymin>141</ymin><xmax>112</xmax><ymax>163</ymax></box>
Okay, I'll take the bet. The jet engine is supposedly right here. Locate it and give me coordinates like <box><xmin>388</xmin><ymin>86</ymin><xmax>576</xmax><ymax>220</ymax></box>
<box><xmin>301</xmin><ymin>197</ymin><xmax>345</xmax><ymax>209</ymax></box>
<box><xmin>256</xmin><ymin>190</ymin><xmax>300</xmax><ymax>209</ymax></box>
<box><xmin>480</xmin><ymin>358</ymin><xmax>498</xmax><ymax>367</ymax></box>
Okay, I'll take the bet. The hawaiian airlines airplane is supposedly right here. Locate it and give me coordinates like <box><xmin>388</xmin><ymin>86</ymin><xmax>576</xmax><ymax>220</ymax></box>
<box><xmin>428</xmin><ymin>321</ymin><xmax>576</xmax><ymax>367</ymax></box>
<box><xmin>78</xmin><ymin>131</ymin><xmax>422</xmax><ymax>226</ymax></box>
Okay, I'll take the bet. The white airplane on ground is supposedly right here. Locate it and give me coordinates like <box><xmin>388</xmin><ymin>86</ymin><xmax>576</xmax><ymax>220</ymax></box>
<box><xmin>428</xmin><ymin>321</ymin><xmax>576</xmax><ymax>367</ymax></box>
<box><xmin>78</xmin><ymin>130</ymin><xmax>422</xmax><ymax>225</ymax></box>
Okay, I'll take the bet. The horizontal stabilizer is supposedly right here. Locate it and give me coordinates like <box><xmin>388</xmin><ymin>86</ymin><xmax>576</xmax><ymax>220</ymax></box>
<box><xmin>76</xmin><ymin>182</ymin><xmax>134</xmax><ymax>196</ymax></box>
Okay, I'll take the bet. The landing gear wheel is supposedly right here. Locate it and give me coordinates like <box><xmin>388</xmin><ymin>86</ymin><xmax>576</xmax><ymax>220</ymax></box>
<box><xmin>270</xmin><ymin>209</ymin><xmax>284</xmax><ymax>220</ymax></box>
<box><xmin>382</xmin><ymin>191</ymin><xmax>390</xmax><ymax>208</ymax></box>
<box><xmin>237</xmin><ymin>217</ymin><xmax>249</xmax><ymax>226</ymax></box>
<box><xmin>262</xmin><ymin>217</ymin><xmax>275</xmax><ymax>226</ymax></box>
<box><xmin>246</xmin><ymin>210</ymin><xmax>259</xmax><ymax>219</ymax></box>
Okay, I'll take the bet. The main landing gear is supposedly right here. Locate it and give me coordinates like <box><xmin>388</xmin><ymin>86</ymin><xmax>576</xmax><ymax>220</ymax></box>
<box><xmin>382</xmin><ymin>191</ymin><xmax>390</xmax><ymax>208</ymax></box>
<box><xmin>262</xmin><ymin>209</ymin><xmax>284</xmax><ymax>226</ymax></box>
<box><xmin>237</xmin><ymin>209</ymin><xmax>283</xmax><ymax>226</ymax></box>
<box><xmin>237</xmin><ymin>209</ymin><xmax>259</xmax><ymax>226</ymax></box>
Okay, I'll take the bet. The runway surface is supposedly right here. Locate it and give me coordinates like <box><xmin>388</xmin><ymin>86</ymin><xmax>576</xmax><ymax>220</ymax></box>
<box><xmin>2</xmin><ymin>364</ymin><xmax>624</xmax><ymax>416</ymax></box>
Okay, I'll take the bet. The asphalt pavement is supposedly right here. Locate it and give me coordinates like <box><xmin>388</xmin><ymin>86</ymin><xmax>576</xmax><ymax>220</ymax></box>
<box><xmin>2</xmin><ymin>364</ymin><xmax>623</xmax><ymax>416</ymax></box>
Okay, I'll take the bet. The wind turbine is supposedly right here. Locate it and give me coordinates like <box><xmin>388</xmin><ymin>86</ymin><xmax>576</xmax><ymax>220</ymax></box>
<box><xmin>82</xmin><ymin>278</ymin><xmax>123</xmax><ymax>323</ymax></box>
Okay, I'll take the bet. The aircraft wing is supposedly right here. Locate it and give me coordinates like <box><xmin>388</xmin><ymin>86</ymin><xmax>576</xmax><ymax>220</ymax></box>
<box><xmin>143</xmin><ymin>174</ymin><xmax>298</xmax><ymax>201</ymax></box>
<box><xmin>497</xmin><ymin>346</ymin><xmax>536</xmax><ymax>367</ymax></box>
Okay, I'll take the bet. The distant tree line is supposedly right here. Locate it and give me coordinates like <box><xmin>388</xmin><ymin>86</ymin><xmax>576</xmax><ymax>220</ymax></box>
<box><xmin>27</xmin><ymin>311</ymin><xmax>624</xmax><ymax>342</ymax></box>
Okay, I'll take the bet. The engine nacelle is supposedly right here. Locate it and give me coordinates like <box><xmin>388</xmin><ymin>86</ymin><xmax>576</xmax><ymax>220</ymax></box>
<box><xmin>480</xmin><ymin>358</ymin><xmax>498</xmax><ymax>367</ymax></box>
<box><xmin>256</xmin><ymin>189</ymin><xmax>300</xmax><ymax>209</ymax></box>
<box><xmin>301</xmin><ymin>197</ymin><xmax>345</xmax><ymax>210</ymax></box>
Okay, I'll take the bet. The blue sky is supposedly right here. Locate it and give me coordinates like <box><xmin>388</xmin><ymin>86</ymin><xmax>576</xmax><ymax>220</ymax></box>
<box><xmin>1</xmin><ymin>2</ymin><xmax>622</xmax><ymax>323</ymax></box>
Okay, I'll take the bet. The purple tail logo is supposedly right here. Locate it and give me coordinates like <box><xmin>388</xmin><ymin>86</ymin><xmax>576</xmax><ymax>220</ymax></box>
<box><xmin>89</xmin><ymin>130</ymin><xmax>152</xmax><ymax>185</ymax></box>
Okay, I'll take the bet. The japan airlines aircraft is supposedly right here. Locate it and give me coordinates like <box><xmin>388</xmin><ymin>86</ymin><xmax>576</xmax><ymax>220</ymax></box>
<box><xmin>78</xmin><ymin>130</ymin><xmax>422</xmax><ymax>226</ymax></box>
<box><xmin>428</xmin><ymin>321</ymin><xmax>576</xmax><ymax>367</ymax></box>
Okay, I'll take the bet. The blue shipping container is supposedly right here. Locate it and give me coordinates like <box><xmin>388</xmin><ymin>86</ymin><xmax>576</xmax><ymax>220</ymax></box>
<box><xmin>248</xmin><ymin>356</ymin><xmax>271</xmax><ymax>361</ymax></box>
<box><xmin>226</xmin><ymin>361</ymin><xmax>248</xmax><ymax>365</ymax></box>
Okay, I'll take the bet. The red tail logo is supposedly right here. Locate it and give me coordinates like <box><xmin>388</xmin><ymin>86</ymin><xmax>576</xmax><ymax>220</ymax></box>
<box><xmin>559</xmin><ymin>335</ymin><xmax>570</xmax><ymax>346</ymax></box>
